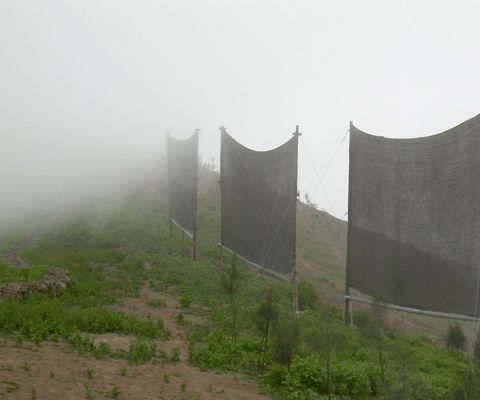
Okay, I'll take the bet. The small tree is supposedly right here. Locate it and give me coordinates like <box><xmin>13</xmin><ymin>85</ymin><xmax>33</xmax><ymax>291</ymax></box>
<box><xmin>372</xmin><ymin>302</ymin><xmax>387</xmax><ymax>387</ymax></box>
<box><xmin>355</xmin><ymin>303</ymin><xmax>387</xmax><ymax>389</ymax></box>
<box><xmin>254</xmin><ymin>284</ymin><xmax>279</xmax><ymax>373</ymax></box>
<box><xmin>220</xmin><ymin>255</ymin><xmax>242</xmax><ymax>337</ymax></box>
<box><xmin>447</xmin><ymin>322</ymin><xmax>466</xmax><ymax>354</ymax></box>
<box><xmin>386</xmin><ymin>341</ymin><xmax>428</xmax><ymax>400</ymax></box>
<box><xmin>473</xmin><ymin>331</ymin><xmax>480</xmax><ymax>366</ymax></box>
<box><xmin>454</xmin><ymin>367</ymin><xmax>480</xmax><ymax>400</ymax></box>
<box><xmin>307</xmin><ymin>309</ymin><xmax>346</xmax><ymax>400</ymax></box>
<box><xmin>271</xmin><ymin>317</ymin><xmax>300</xmax><ymax>371</ymax></box>
<box><xmin>298</xmin><ymin>280</ymin><xmax>318</xmax><ymax>311</ymax></box>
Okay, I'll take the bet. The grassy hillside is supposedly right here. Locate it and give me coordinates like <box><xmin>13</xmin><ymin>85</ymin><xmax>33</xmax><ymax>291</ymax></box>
<box><xmin>0</xmin><ymin>161</ymin><xmax>479</xmax><ymax>399</ymax></box>
<box><xmin>196</xmin><ymin>164</ymin><xmax>469</xmax><ymax>347</ymax></box>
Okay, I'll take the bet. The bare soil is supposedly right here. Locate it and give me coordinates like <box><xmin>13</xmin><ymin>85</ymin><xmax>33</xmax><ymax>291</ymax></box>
<box><xmin>0</xmin><ymin>286</ymin><xmax>269</xmax><ymax>400</ymax></box>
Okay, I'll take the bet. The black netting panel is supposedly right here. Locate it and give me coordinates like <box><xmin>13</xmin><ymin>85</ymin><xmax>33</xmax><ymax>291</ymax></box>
<box><xmin>166</xmin><ymin>132</ymin><xmax>199</xmax><ymax>236</ymax></box>
<box><xmin>347</xmin><ymin>114</ymin><xmax>480</xmax><ymax>316</ymax></box>
<box><xmin>221</xmin><ymin>132</ymin><xmax>298</xmax><ymax>277</ymax></box>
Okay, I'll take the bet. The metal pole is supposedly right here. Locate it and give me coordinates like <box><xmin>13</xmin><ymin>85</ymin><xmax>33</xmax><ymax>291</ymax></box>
<box><xmin>169</xmin><ymin>218</ymin><xmax>173</xmax><ymax>239</ymax></box>
<box><xmin>345</xmin><ymin>294</ymin><xmax>480</xmax><ymax>322</ymax></box>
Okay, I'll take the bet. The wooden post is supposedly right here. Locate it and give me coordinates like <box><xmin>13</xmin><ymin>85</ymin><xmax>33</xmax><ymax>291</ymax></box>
<box><xmin>192</xmin><ymin>128</ymin><xmax>200</xmax><ymax>262</ymax></box>
<box><xmin>344</xmin><ymin>286</ymin><xmax>353</xmax><ymax>326</ymax></box>
<box><xmin>219</xmin><ymin>244</ymin><xmax>224</xmax><ymax>271</ymax></box>
<box><xmin>219</xmin><ymin>126</ymin><xmax>226</xmax><ymax>270</ymax></box>
<box><xmin>292</xmin><ymin>271</ymin><xmax>299</xmax><ymax>314</ymax></box>
<box><xmin>344</xmin><ymin>121</ymin><xmax>353</xmax><ymax>326</ymax></box>
<box><xmin>292</xmin><ymin>125</ymin><xmax>301</xmax><ymax>314</ymax></box>
<box><xmin>192</xmin><ymin>236</ymin><xmax>197</xmax><ymax>262</ymax></box>
<box><xmin>166</xmin><ymin>131</ymin><xmax>172</xmax><ymax>240</ymax></box>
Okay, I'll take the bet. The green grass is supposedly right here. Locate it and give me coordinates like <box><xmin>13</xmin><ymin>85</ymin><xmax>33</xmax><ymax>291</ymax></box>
<box><xmin>0</xmin><ymin>260</ymin><xmax>48</xmax><ymax>284</ymax></box>
<box><xmin>0</xmin><ymin>165</ymin><xmax>478</xmax><ymax>399</ymax></box>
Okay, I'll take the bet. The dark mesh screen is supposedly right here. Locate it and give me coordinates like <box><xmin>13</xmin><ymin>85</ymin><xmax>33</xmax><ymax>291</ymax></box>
<box><xmin>166</xmin><ymin>132</ymin><xmax>199</xmax><ymax>237</ymax></box>
<box><xmin>220</xmin><ymin>132</ymin><xmax>298</xmax><ymax>277</ymax></box>
<box><xmin>347</xmin><ymin>114</ymin><xmax>480</xmax><ymax>316</ymax></box>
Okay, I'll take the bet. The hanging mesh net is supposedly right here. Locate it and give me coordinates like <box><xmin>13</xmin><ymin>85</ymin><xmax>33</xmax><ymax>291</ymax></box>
<box><xmin>348</xmin><ymin>114</ymin><xmax>480</xmax><ymax>317</ymax></box>
<box><xmin>166</xmin><ymin>132</ymin><xmax>199</xmax><ymax>237</ymax></box>
<box><xmin>220</xmin><ymin>132</ymin><xmax>298</xmax><ymax>278</ymax></box>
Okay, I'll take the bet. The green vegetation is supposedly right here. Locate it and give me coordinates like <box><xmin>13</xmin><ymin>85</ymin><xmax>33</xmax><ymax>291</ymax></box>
<box><xmin>0</xmin><ymin>166</ymin><xmax>478</xmax><ymax>399</ymax></box>
<box><xmin>0</xmin><ymin>260</ymin><xmax>47</xmax><ymax>284</ymax></box>
<box><xmin>147</xmin><ymin>298</ymin><xmax>166</xmax><ymax>309</ymax></box>
<box><xmin>127</xmin><ymin>338</ymin><xmax>159</xmax><ymax>364</ymax></box>
<box><xmin>447</xmin><ymin>322</ymin><xmax>466</xmax><ymax>354</ymax></box>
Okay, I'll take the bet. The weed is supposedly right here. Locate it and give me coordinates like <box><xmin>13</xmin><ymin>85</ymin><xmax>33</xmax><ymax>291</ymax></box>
<box><xmin>169</xmin><ymin>347</ymin><xmax>181</xmax><ymax>363</ymax></box>
<box><xmin>0</xmin><ymin>365</ymin><xmax>13</xmax><ymax>372</ymax></box>
<box><xmin>3</xmin><ymin>380</ymin><xmax>19</xmax><ymax>394</ymax></box>
<box><xmin>176</xmin><ymin>313</ymin><xmax>185</xmax><ymax>324</ymax></box>
<box><xmin>109</xmin><ymin>384</ymin><xmax>121</xmax><ymax>399</ymax></box>
<box><xmin>85</xmin><ymin>367</ymin><xmax>94</xmax><ymax>379</ymax></box>
<box><xmin>84</xmin><ymin>384</ymin><xmax>93</xmax><ymax>400</ymax></box>
<box><xmin>180</xmin><ymin>294</ymin><xmax>191</xmax><ymax>308</ymax></box>
<box><xmin>180</xmin><ymin>380</ymin><xmax>187</xmax><ymax>392</ymax></box>
<box><xmin>128</xmin><ymin>338</ymin><xmax>157</xmax><ymax>364</ymax></box>
<box><xmin>162</xmin><ymin>372</ymin><xmax>170</xmax><ymax>383</ymax></box>
<box><xmin>147</xmin><ymin>298</ymin><xmax>166</xmax><ymax>309</ymax></box>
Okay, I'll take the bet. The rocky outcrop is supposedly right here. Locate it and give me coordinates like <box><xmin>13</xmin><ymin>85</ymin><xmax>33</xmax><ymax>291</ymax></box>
<box><xmin>0</xmin><ymin>268</ymin><xmax>70</xmax><ymax>300</ymax></box>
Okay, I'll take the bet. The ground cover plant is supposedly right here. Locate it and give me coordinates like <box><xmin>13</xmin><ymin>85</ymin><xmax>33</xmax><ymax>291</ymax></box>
<box><xmin>0</xmin><ymin>166</ymin><xmax>479</xmax><ymax>399</ymax></box>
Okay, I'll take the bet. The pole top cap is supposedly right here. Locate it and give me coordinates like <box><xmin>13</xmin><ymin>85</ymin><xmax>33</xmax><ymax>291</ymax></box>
<box><xmin>293</xmin><ymin>125</ymin><xmax>302</xmax><ymax>137</ymax></box>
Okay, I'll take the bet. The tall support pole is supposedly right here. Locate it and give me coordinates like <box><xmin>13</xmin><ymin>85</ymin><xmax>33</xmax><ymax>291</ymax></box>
<box><xmin>292</xmin><ymin>270</ymin><xmax>299</xmax><ymax>314</ymax></box>
<box><xmin>344</xmin><ymin>286</ymin><xmax>353</xmax><ymax>326</ymax></box>
<box><xmin>166</xmin><ymin>131</ymin><xmax>173</xmax><ymax>241</ymax></box>
<box><xmin>219</xmin><ymin>126</ymin><xmax>227</xmax><ymax>271</ymax></box>
<box><xmin>219</xmin><ymin>244</ymin><xmax>224</xmax><ymax>271</ymax></box>
<box><xmin>292</xmin><ymin>125</ymin><xmax>301</xmax><ymax>314</ymax></box>
<box><xmin>344</xmin><ymin>122</ymin><xmax>353</xmax><ymax>326</ymax></box>
<box><xmin>192</xmin><ymin>128</ymin><xmax>200</xmax><ymax>262</ymax></box>
<box><xmin>192</xmin><ymin>235</ymin><xmax>197</xmax><ymax>262</ymax></box>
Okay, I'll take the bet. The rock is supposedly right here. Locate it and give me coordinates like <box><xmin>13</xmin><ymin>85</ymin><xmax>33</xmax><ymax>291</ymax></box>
<box><xmin>0</xmin><ymin>268</ymin><xmax>70</xmax><ymax>300</ymax></box>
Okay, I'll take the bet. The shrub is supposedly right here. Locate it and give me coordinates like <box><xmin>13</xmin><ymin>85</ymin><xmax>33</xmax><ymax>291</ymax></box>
<box><xmin>271</xmin><ymin>317</ymin><xmax>300</xmax><ymax>369</ymax></box>
<box><xmin>447</xmin><ymin>323</ymin><xmax>466</xmax><ymax>354</ymax></box>
<box><xmin>298</xmin><ymin>280</ymin><xmax>318</xmax><ymax>310</ymax></box>
<box><xmin>127</xmin><ymin>338</ymin><xmax>157</xmax><ymax>364</ymax></box>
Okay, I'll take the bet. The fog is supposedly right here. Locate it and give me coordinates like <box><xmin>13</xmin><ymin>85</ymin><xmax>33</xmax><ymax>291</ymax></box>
<box><xmin>2</xmin><ymin>0</ymin><xmax>480</xmax><ymax>231</ymax></box>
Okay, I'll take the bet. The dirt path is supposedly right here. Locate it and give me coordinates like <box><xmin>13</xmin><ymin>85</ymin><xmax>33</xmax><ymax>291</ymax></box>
<box><xmin>0</xmin><ymin>248</ymin><xmax>30</xmax><ymax>268</ymax></box>
<box><xmin>0</xmin><ymin>243</ymin><xmax>30</xmax><ymax>268</ymax></box>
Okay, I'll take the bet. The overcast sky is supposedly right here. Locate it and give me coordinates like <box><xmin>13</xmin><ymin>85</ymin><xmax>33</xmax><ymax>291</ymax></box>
<box><xmin>2</xmin><ymin>0</ymin><xmax>480</xmax><ymax>226</ymax></box>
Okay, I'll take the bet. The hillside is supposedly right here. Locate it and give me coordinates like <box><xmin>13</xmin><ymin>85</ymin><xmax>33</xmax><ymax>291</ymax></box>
<box><xmin>195</xmin><ymin>165</ymin><xmax>348</xmax><ymax>306</ymax></box>
<box><xmin>196</xmin><ymin>164</ymin><xmax>473</xmax><ymax>347</ymax></box>
<box><xmin>0</xmin><ymin>160</ymin><xmax>478</xmax><ymax>399</ymax></box>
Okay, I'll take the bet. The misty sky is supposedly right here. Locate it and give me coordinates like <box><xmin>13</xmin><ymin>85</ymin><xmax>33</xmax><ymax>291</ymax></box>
<box><xmin>2</xmin><ymin>0</ymin><xmax>480</xmax><ymax>227</ymax></box>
